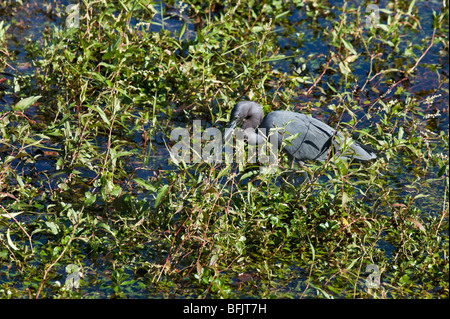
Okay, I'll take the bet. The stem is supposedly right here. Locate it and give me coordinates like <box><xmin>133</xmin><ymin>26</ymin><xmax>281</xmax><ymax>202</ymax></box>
<box><xmin>35</xmin><ymin>223</ymin><xmax>79</xmax><ymax>299</ymax></box>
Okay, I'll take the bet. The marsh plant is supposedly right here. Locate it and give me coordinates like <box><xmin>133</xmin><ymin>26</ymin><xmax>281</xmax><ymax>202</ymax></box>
<box><xmin>0</xmin><ymin>0</ymin><xmax>448</xmax><ymax>298</ymax></box>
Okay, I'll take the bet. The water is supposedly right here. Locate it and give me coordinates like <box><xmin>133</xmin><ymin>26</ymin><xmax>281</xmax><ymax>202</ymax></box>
<box><xmin>0</xmin><ymin>0</ymin><xmax>447</xmax><ymax>299</ymax></box>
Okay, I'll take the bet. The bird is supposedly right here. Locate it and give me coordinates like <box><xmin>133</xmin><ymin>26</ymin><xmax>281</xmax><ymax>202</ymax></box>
<box><xmin>224</xmin><ymin>101</ymin><xmax>377</xmax><ymax>166</ymax></box>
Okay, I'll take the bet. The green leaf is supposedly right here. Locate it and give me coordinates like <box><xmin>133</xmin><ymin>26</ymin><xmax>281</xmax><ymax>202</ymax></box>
<box><xmin>86</xmin><ymin>104</ymin><xmax>110</xmax><ymax>126</ymax></box>
<box><xmin>6</xmin><ymin>228</ymin><xmax>19</xmax><ymax>251</ymax></box>
<box><xmin>45</xmin><ymin>221</ymin><xmax>60</xmax><ymax>235</ymax></box>
<box><xmin>97</xmin><ymin>222</ymin><xmax>115</xmax><ymax>236</ymax></box>
<box><xmin>377</xmin><ymin>24</ymin><xmax>390</xmax><ymax>32</ymax></box>
<box><xmin>154</xmin><ymin>185</ymin><xmax>169</xmax><ymax>209</ymax></box>
<box><xmin>134</xmin><ymin>178</ymin><xmax>157</xmax><ymax>192</ymax></box>
<box><xmin>341</xmin><ymin>191</ymin><xmax>350</xmax><ymax>209</ymax></box>
<box><xmin>341</xmin><ymin>38</ymin><xmax>357</xmax><ymax>55</ymax></box>
<box><xmin>251</xmin><ymin>26</ymin><xmax>265</xmax><ymax>33</ymax></box>
<box><xmin>262</xmin><ymin>54</ymin><xmax>289</xmax><ymax>62</ymax></box>
<box><xmin>87</xmin><ymin>71</ymin><xmax>106</xmax><ymax>83</ymax></box>
<box><xmin>84</xmin><ymin>192</ymin><xmax>97</xmax><ymax>206</ymax></box>
<box><xmin>308</xmin><ymin>237</ymin><xmax>315</xmax><ymax>262</ymax></box>
<box><xmin>98</xmin><ymin>62</ymin><xmax>117</xmax><ymax>70</ymax></box>
<box><xmin>344</xmin><ymin>54</ymin><xmax>359</xmax><ymax>63</ymax></box>
<box><xmin>209</xmin><ymin>254</ymin><xmax>219</xmax><ymax>266</ymax></box>
<box><xmin>437</xmin><ymin>165</ymin><xmax>446</xmax><ymax>178</ymax></box>
<box><xmin>0</xmin><ymin>212</ymin><xmax>22</xmax><ymax>219</ymax></box>
<box><xmin>405</xmin><ymin>218</ymin><xmax>426</xmax><ymax>234</ymax></box>
<box><xmin>407</xmin><ymin>0</ymin><xmax>416</xmax><ymax>15</ymax></box>
<box><xmin>13</xmin><ymin>95</ymin><xmax>42</xmax><ymax>111</ymax></box>
<box><xmin>216</xmin><ymin>166</ymin><xmax>231</xmax><ymax>180</ymax></box>
<box><xmin>240</xmin><ymin>169</ymin><xmax>259</xmax><ymax>181</ymax></box>
<box><xmin>347</xmin><ymin>257</ymin><xmax>360</xmax><ymax>271</ymax></box>
<box><xmin>339</xmin><ymin>61</ymin><xmax>351</xmax><ymax>75</ymax></box>
<box><xmin>275</xmin><ymin>11</ymin><xmax>290</xmax><ymax>20</ymax></box>
<box><xmin>326</xmin><ymin>83</ymin><xmax>338</xmax><ymax>92</ymax></box>
<box><xmin>179</xmin><ymin>21</ymin><xmax>187</xmax><ymax>42</ymax></box>
<box><xmin>309</xmin><ymin>282</ymin><xmax>333</xmax><ymax>299</ymax></box>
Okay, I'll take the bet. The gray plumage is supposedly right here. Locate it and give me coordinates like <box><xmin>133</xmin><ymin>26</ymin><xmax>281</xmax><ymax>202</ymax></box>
<box><xmin>225</xmin><ymin>101</ymin><xmax>377</xmax><ymax>163</ymax></box>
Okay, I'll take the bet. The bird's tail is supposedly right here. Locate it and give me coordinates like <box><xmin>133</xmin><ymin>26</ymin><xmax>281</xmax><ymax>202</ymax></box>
<box><xmin>348</xmin><ymin>142</ymin><xmax>378</xmax><ymax>161</ymax></box>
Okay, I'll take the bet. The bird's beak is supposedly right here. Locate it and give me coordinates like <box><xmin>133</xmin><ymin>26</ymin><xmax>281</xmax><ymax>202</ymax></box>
<box><xmin>224</xmin><ymin>118</ymin><xmax>242</xmax><ymax>141</ymax></box>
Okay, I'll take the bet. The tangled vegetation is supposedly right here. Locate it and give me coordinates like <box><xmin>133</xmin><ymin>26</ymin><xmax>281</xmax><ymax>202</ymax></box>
<box><xmin>0</xmin><ymin>0</ymin><xmax>448</xmax><ymax>298</ymax></box>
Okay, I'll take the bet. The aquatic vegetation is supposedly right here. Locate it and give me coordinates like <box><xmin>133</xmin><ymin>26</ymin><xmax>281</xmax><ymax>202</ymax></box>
<box><xmin>0</xmin><ymin>0</ymin><xmax>448</xmax><ymax>299</ymax></box>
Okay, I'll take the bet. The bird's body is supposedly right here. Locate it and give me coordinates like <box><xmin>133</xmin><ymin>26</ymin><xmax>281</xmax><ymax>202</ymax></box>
<box><xmin>225</xmin><ymin>101</ymin><xmax>377</xmax><ymax>164</ymax></box>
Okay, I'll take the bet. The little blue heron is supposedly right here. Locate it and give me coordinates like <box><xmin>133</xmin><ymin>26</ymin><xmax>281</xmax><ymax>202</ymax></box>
<box><xmin>224</xmin><ymin>101</ymin><xmax>377</xmax><ymax>165</ymax></box>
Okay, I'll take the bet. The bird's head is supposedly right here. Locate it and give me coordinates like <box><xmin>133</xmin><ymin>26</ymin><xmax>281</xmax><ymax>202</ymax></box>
<box><xmin>224</xmin><ymin>101</ymin><xmax>264</xmax><ymax>141</ymax></box>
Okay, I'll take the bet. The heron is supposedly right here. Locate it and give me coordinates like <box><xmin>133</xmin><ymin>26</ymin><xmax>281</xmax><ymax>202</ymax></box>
<box><xmin>224</xmin><ymin>101</ymin><xmax>377</xmax><ymax>167</ymax></box>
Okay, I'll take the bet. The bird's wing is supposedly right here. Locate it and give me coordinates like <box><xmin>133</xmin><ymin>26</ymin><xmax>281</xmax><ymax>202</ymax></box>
<box><xmin>259</xmin><ymin>111</ymin><xmax>376</xmax><ymax>162</ymax></box>
<box><xmin>260</xmin><ymin>112</ymin><xmax>339</xmax><ymax>161</ymax></box>
<box><xmin>283</xmin><ymin>113</ymin><xmax>339</xmax><ymax>161</ymax></box>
